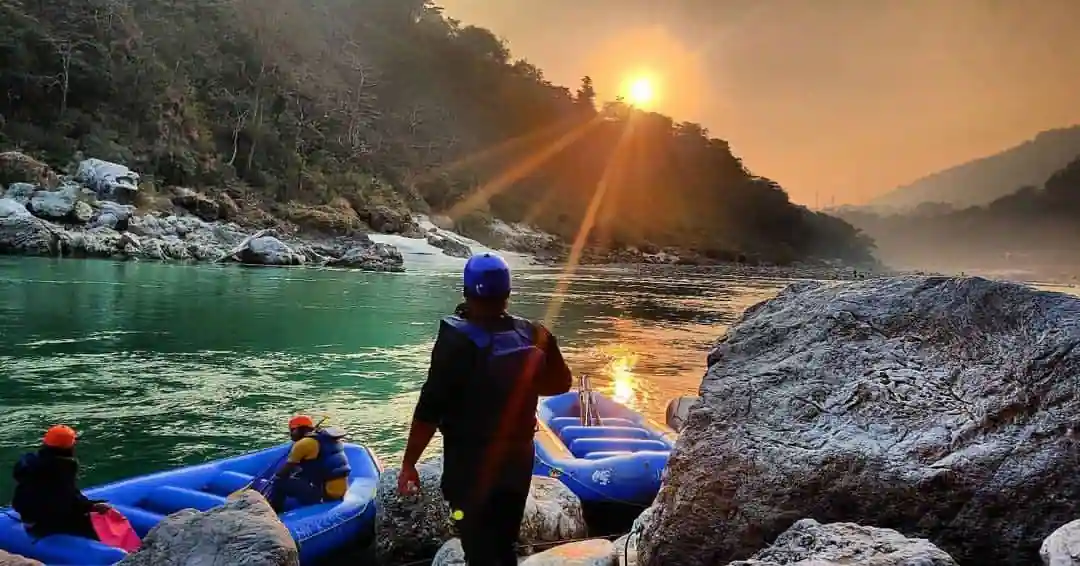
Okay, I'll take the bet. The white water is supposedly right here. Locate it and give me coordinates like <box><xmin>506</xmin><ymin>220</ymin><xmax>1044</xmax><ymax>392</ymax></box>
<box><xmin>367</xmin><ymin>215</ymin><xmax>534</xmax><ymax>271</ymax></box>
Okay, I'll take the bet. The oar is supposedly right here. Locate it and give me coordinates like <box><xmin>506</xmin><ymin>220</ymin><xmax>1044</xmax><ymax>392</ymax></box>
<box><xmin>230</xmin><ymin>416</ymin><xmax>329</xmax><ymax>498</ymax></box>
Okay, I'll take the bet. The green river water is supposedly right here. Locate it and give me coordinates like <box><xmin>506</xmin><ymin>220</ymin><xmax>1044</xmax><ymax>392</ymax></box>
<box><xmin>0</xmin><ymin>256</ymin><xmax>789</xmax><ymax>499</ymax></box>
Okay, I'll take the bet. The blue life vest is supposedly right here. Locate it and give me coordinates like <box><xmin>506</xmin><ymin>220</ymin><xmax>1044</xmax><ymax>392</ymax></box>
<box><xmin>296</xmin><ymin>428</ymin><xmax>351</xmax><ymax>485</ymax></box>
<box><xmin>442</xmin><ymin>314</ymin><xmax>547</xmax><ymax>441</ymax></box>
<box><xmin>442</xmin><ymin>314</ymin><xmax>541</xmax><ymax>358</ymax></box>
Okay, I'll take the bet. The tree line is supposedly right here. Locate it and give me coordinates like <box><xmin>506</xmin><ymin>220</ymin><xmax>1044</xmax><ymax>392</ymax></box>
<box><xmin>0</xmin><ymin>0</ymin><xmax>875</xmax><ymax>266</ymax></box>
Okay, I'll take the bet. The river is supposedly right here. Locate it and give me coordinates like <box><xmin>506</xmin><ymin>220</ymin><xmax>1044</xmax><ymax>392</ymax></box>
<box><xmin>0</xmin><ymin>255</ymin><xmax>789</xmax><ymax>497</ymax></box>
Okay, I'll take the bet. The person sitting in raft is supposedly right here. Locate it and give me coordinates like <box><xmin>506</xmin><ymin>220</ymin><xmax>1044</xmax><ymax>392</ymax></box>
<box><xmin>266</xmin><ymin>415</ymin><xmax>351</xmax><ymax>513</ymax></box>
<box><xmin>11</xmin><ymin>425</ymin><xmax>110</xmax><ymax>540</ymax></box>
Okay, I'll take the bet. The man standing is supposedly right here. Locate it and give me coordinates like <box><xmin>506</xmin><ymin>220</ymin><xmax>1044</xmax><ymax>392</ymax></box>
<box><xmin>398</xmin><ymin>252</ymin><xmax>573</xmax><ymax>565</ymax></box>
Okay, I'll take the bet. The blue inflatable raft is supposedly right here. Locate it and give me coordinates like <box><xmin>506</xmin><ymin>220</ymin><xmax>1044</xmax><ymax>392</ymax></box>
<box><xmin>533</xmin><ymin>390</ymin><xmax>676</xmax><ymax>505</ymax></box>
<box><xmin>0</xmin><ymin>443</ymin><xmax>381</xmax><ymax>565</ymax></box>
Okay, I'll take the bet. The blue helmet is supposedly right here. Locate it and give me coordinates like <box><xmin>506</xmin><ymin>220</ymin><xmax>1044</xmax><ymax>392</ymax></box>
<box><xmin>463</xmin><ymin>253</ymin><xmax>512</xmax><ymax>298</ymax></box>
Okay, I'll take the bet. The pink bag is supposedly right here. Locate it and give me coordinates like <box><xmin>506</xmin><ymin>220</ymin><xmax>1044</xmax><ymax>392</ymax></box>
<box><xmin>90</xmin><ymin>508</ymin><xmax>141</xmax><ymax>552</ymax></box>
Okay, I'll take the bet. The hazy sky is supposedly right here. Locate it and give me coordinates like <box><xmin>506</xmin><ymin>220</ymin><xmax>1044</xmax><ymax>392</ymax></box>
<box><xmin>437</xmin><ymin>0</ymin><xmax>1080</xmax><ymax>205</ymax></box>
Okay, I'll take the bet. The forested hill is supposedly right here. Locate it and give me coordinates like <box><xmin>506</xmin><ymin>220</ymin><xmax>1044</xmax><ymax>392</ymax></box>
<box><xmin>0</xmin><ymin>0</ymin><xmax>875</xmax><ymax>266</ymax></box>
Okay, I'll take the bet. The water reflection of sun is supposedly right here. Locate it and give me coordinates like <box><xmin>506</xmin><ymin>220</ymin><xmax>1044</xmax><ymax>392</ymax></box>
<box><xmin>604</xmin><ymin>351</ymin><xmax>640</xmax><ymax>406</ymax></box>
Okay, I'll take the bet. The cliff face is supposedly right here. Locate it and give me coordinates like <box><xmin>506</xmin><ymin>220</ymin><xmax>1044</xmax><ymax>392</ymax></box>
<box><xmin>0</xmin><ymin>0</ymin><xmax>873</xmax><ymax>266</ymax></box>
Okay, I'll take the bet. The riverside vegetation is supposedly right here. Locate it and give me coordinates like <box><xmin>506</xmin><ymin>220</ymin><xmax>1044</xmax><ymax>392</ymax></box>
<box><xmin>0</xmin><ymin>0</ymin><xmax>876</xmax><ymax>268</ymax></box>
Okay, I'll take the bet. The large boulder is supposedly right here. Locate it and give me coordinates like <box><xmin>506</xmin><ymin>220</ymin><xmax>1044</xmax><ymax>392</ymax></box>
<box><xmin>726</xmin><ymin>519</ymin><xmax>957</xmax><ymax>566</ymax></box>
<box><xmin>237</xmin><ymin>235</ymin><xmax>304</xmax><ymax>266</ymax></box>
<box><xmin>75</xmin><ymin>158</ymin><xmax>139</xmax><ymax>202</ymax></box>
<box><xmin>519</xmin><ymin>539</ymin><xmax>616</xmax><ymax>566</ymax></box>
<box><xmin>375</xmin><ymin>456</ymin><xmax>452</xmax><ymax>565</ymax></box>
<box><xmin>640</xmin><ymin>277</ymin><xmax>1080</xmax><ymax>566</ymax></box>
<box><xmin>90</xmin><ymin>202</ymin><xmax>136</xmax><ymax>230</ymax></box>
<box><xmin>1041</xmin><ymin>519</ymin><xmax>1080</xmax><ymax>566</ymax></box>
<box><xmin>0</xmin><ymin>550</ymin><xmax>43</xmax><ymax>566</ymax></box>
<box><xmin>27</xmin><ymin>186</ymin><xmax>82</xmax><ymax>222</ymax></box>
<box><xmin>326</xmin><ymin>241</ymin><xmax>404</xmax><ymax>272</ymax></box>
<box><xmin>426</xmin><ymin>232</ymin><xmax>472</xmax><ymax>259</ymax></box>
<box><xmin>376</xmin><ymin>458</ymin><xmax>588</xmax><ymax>564</ymax></box>
<box><xmin>118</xmin><ymin>491</ymin><xmax>298</xmax><ymax>566</ymax></box>
<box><xmin>0</xmin><ymin>198</ymin><xmax>57</xmax><ymax>255</ymax></box>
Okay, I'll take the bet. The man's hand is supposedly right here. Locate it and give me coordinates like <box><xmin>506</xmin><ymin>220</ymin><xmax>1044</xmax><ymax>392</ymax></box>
<box><xmin>397</xmin><ymin>464</ymin><xmax>420</xmax><ymax>496</ymax></box>
<box><xmin>91</xmin><ymin>502</ymin><xmax>111</xmax><ymax>513</ymax></box>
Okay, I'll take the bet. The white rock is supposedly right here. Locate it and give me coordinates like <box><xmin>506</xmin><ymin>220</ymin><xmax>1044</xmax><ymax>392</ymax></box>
<box><xmin>1041</xmin><ymin>519</ymin><xmax>1080</xmax><ymax>566</ymax></box>
<box><xmin>76</xmin><ymin>158</ymin><xmax>139</xmax><ymax>199</ymax></box>
<box><xmin>117</xmin><ymin>491</ymin><xmax>297</xmax><ymax>566</ymax></box>
<box><xmin>727</xmin><ymin>519</ymin><xmax>957</xmax><ymax>566</ymax></box>
<box><xmin>27</xmin><ymin>187</ymin><xmax>78</xmax><ymax>220</ymax></box>
<box><xmin>519</xmin><ymin>539</ymin><xmax>616</xmax><ymax>566</ymax></box>
<box><xmin>238</xmin><ymin>235</ymin><xmax>304</xmax><ymax>266</ymax></box>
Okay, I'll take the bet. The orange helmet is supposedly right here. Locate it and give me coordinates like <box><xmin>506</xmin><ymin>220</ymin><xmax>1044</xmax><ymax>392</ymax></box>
<box><xmin>288</xmin><ymin>415</ymin><xmax>314</xmax><ymax>430</ymax></box>
<box><xmin>43</xmin><ymin>425</ymin><xmax>77</xmax><ymax>449</ymax></box>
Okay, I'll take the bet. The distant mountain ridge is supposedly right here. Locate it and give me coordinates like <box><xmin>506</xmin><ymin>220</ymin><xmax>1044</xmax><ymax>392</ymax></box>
<box><xmin>866</xmin><ymin>125</ymin><xmax>1080</xmax><ymax>212</ymax></box>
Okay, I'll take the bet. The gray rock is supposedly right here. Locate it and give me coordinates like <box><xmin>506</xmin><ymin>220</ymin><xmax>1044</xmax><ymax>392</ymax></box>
<box><xmin>727</xmin><ymin>519</ymin><xmax>956</xmax><ymax>566</ymax></box>
<box><xmin>237</xmin><ymin>235</ymin><xmax>305</xmax><ymax>266</ymax></box>
<box><xmin>27</xmin><ymin>187</ymin><xmax>78</xmax><ymax>220</ymax></box>
<box><xmin>520</xmin><ymin>475</ymin><xmax>587</xmax><ymax>550</ymax></box>
<box><xmin>71</xmin><ymin>200</ymin><xmax>94</xmax><ymax>223</ymax></box>
<box><xmin>326</xmin><ymin>241</ymin><xmax>405</xmax><ymax>272</ymax></box>
<box><xmin>0</xmin><ymin>198</ymin><xmax>56</xmax><ymax>255</ymax></box>
<box><xmin>615</xmin><ymin>505</ymin><xmax>657</xmax><ymax>566</ymax></box>
<box><xmin>117</xmin><ymin>491</ymin><xmax>298</xmax><ymax>566</ymax></box>
<box><xmin>519</xmin><ymin>539</ymin><xmax>616</xmax><ymax>566</ymax></box>
<box><xmin>1041</xmin><ymin>519</ymin><xmax>1080</xmax><ymax>566</ymax></box>
<box><xmin>0</xmin><ymin>549</ymin><xmax>43</xmax><ymax>566</ymax></box>
<box><xmin>375</xmin><ymin>456</ymin><xmax>452</xmax><ymax>565</ymax></box>
<box><xmin>640</xmin><ymin>276</ymin><xmax>1080</xmax><ymax>566</ymax></box>
<box><xmin>3</xmin><ymin>182</ymin><xmax>36</xmax><ymax>205</ymax></box>
<box><xmin>76</xmin><ymin>158</ymin><xmax>139</xmax><ymax>201</ymax></box>
<box><xmin>376</xmin><ymin>459</ymin><xmax>587</xmax><ymax>564</ymax></box>
<box><xmin>426</xmin><ymin>232</ymin><xmax>472</xmax><ymax>259</ymax></box>
<box><xmin>90</xmin><ymin>202</ymin><xmax>136</xmax><ymax>230</ymax></box>
<box><xmin>432</xmin><ymin>538</ymin><xmax>467</xmax><ymax>566</ymax></box>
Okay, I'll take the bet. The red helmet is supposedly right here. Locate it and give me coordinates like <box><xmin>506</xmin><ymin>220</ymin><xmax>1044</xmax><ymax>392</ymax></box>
<box><xmin>288</xmin><ymin>415</ymin><xmax>314</xmax><ymax>430</ymax></box>
<box><xmin>44</xmin><ymin>425</ymin><xmax>77</xmax><ymax>449</ymax></box>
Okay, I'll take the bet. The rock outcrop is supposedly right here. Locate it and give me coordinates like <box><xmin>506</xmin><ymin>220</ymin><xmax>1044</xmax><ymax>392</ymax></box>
<box><xmin>1041</xmin><ymin>519</ymin><xmax>1080</xmax><ymax>566</ymax></box>
<box><xmin>0</xmin><ymin>151</ymin><xmax>58</xmax><ymax>189</ymax></box>
<box><xmin>0</xmin><ymin>198</ymin><xmax>57</xmax><ymax>255</ymax></box>
<box><xmin>641</xmin><ymin>277</ymin><xmax>1080</xmax><ymax>566</ymax></box>
<box><xmin>726</xmin><ymin>519</ymin><xmax>957</xmax><ymax>566</ymax></box>
<box><xmin>118</xmin><ymin>491</ymin><xmax>298</xmax><ymax>566</ymax></box>
<box><xmin>376</xmin><ymin>457</ymin><xmax>588</xmax><ymax>564</ymax></box>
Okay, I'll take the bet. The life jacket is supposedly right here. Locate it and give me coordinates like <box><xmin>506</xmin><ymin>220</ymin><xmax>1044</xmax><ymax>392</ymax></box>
<box><xmin>442</xmin><ymin>314</ymin><xmax>547</xmax><ymax>442</ymax></box>
<box><xmin>295</xmin><ymin>428</ymin><xmax>351</xmax><ymax>486</ymax></box>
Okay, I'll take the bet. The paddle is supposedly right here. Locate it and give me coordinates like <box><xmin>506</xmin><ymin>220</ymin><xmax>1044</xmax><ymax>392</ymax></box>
<box><xmin>230</xmin><ymin>416</ymin><xmax>329</xmax><ymax>499</ymax></box>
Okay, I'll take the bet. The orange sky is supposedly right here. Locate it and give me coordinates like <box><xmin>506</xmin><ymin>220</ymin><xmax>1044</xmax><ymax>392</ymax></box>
<box><xmin>437</xmin><ymin>0</ymin><xmax>1080</xmax><ymax>205</ymax></box>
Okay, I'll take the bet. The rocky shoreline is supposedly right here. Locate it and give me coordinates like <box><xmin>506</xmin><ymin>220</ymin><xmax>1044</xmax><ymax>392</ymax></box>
<box><xmin>0</xmin><ymin>152</ymin><xmax>885</xmax><ymax>276</ymax></box>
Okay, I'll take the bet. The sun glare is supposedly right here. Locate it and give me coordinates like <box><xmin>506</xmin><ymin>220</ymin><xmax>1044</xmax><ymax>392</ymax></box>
<box><xmin>624</xmin><ymin>76</ymin><xmax>656</xmax><ymax>108</ymax></box>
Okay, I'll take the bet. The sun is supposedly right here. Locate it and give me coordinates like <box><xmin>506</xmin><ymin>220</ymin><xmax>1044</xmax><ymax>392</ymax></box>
<box><xmin>623</xmin><ymin>76</ymin><xmax>656</xmax><ymax>108</ymax></box>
